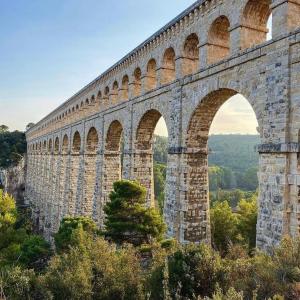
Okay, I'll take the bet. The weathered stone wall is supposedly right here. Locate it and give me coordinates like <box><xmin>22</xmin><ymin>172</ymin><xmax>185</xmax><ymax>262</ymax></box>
<box><xmin>0</xmin><ymin>158</ymin><xmax>26</xmax><ymax>205</ymax></box>
<box><xmin>25</xmin><ymin>0</ymin><xmax>300</xmax><ymax>250</ymax></box>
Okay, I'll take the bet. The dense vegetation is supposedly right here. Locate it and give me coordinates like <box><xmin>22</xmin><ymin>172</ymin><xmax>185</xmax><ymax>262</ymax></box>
<box><xmin>0</xmin><ymin>188</ymin><xmax>299</xmax><ymax>299</ymax></box>
<box><xmin>0</xmin><ymin>125</ymin><xmax>26</xmax><ymax>168</ymax></box>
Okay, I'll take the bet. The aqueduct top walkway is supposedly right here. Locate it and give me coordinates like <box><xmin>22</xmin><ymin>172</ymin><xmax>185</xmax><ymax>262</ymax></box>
<box><xmin>26</xmin><ymin>0</ymin><xmax>300</xmax><ymax>251</ymax></box>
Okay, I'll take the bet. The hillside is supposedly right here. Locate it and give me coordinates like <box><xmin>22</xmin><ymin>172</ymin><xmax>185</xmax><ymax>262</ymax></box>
<box><xmin>154</xmin><ymin>134</ymin><xmax>260</xmax><ymax>195</ymax></box>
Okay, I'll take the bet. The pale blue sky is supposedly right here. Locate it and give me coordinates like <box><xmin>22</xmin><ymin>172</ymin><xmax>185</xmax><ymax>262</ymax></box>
<box><xmin>0</xmin><ymin>0</ymin><xmax>259</xmax><ymax>134</ymax></box>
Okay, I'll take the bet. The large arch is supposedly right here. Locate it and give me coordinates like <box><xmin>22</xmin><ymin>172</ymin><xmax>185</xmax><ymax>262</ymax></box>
<box><xmin>184</xmin><ymin>88</ymin><xmax>259</xmax><ymax>243</ymax></box>
<box><xmin>207</xmin><ymin>16</ymin><xmax>230</xmax><ymax>65</ymax></box>
<box><xmin>83</xmin><ymin>127</ymin><xmax>99</xmax><ymax>217</ymax></box>
<box><xmin>134</xmin><ymin>109</ymin><xmax>168</xmax><ymax>206</ymax></box>
<box><xmin>68</xmin><ymin>131</ymin><xmax>81</xmax><ymax>216</ymax></box>
<box><xmin>241</xmin><ymin>0</ymin><xmax>272</xmax><ymax>49</ymax></box>
<box><xmin>60</xmin><ymin>134</ymin><xmax>70</xmax><ymax>219</ymax></box>
<box><xmin>103</xmin><ymin>120</ymin><xmax>124</xmax><ymax>210</ymax></box>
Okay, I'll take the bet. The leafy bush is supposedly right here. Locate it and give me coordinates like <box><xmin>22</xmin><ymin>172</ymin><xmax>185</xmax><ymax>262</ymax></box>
<box><xmin>42</xmin><ymin>228</ymin><xmax>145</xmax><ymax>300</ymax></box>
<box><xmin>19</xmin><ymin>235</ymin><xmax>51</xmax><ymax>270</ymax></box>
<box><xmin>0</xmin><ymin>190</ymin><xmax>17</xmax><ymax>230</ymax></box>
<box><xmin>54</xmin><ymin>216</ymin><xmax>98</xmax><ymax>253</ymax></box>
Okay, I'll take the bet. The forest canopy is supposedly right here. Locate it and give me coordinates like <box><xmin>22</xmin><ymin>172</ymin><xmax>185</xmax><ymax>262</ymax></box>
<box><xmin>0</xmin><ymin>125</ymin><xmax>26</xmax><ymax>168</ymax></box>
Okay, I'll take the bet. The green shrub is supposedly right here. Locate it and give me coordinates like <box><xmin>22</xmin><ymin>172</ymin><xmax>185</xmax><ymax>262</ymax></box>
<box><xmin>19</xmin><ymin>235</ymin><xmax>51</xmax><ymax>270</ymax></box>
<box><xmin>104</xmin><ymin>180</ymin><xmax>166</xmax><ymax>246</ymax></box>
<box><xmin>54</xmin><ymin>216</ymin><xmax>98</xmax><ymax>253</ymax></box>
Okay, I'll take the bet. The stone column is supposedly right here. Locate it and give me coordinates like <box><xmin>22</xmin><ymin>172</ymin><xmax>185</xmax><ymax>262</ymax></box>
<box><xmin>82</xmin><ymin>151</ymin><xmax>98</xmax><ymax>217</ymax></box>
<box><xmin>164</xmin><ymin>85</ymin><xmax>187</xmax><ymax>242</ymax></box>
<box><xmin>272</xmin><ymin>0</ymin><xmax>300</xmax><ymax>38</ymax></box>
<box><xmin>132</xmin><ymin>149</ymin><xmax>155</xmax><ymax>207</ymax></box>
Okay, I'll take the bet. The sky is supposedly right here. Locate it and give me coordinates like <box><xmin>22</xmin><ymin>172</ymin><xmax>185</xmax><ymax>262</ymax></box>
<box><xmin>0</xmin><ymin>0</ymin><xmax>259</xmax><ymax>135</ymax></box>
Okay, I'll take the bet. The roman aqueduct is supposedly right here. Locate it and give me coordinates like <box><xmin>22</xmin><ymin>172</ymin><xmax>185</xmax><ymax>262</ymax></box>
<box><xmin>26</xmin><ymin>0</ymin><xmax>300</xmax><ymax>251</ymax></box>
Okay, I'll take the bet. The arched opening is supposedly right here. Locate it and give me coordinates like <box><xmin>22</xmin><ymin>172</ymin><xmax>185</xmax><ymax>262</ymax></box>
<box><xmin>72</xmin><ymin>131</ymin><xmax>81</xmax><ymax>153</ymax></box>
<box><xmin>111</xmin><ymin>81</ymin><xmax>119</xmax><ymax>105</ymax></box>
<box><xmin>241</xmin><ymin>0</ymin><xmax>272</xmax><ymax>49</ymax></box>
<box><xmin>104</xmin><ymin>86</ymin><xmax>110</xmax><ymax>104</ymax></box>
<box><xmin>86</xmin><ymin>127</ymin><xmax>99</xmax><ymax>153</ymax></box>
<box><xmin>96</xmin><ymin>91</ymin><xmax>102</xmax><ymax>111</ymax></box>
<box><xmin>59</xmin><ymin>134</ymin><xmax>69</xmax><ymax>221</ymax></box>
<box><xmin>207</xmin><ymin>16</ymin><xmax>230</xmax><ymax>65</ymax></box>
<box><xmin>83</xmin><ymin>127</ymin><xmax>99</xmax><ymax>217</ymax></box>
<box><xmin>68</xmin><ymin>131</ymin><xmax>81</xmax><ymax>217</ymax></box>
<box><xmin>145</xmin><ymin>59</ymin><xmax>157</xmax><ymax>92</ymax></box>
<box><xmin>121</xmin><ymin>75</ymin><xmax>129</xmax><ymax>101</ymax></box>
<box><xmin>161</xmin><ymin>47</ymin><xmax>176</xmax><ymax>85</ymax></box>
<box><xmin>134</xmin><ymin>110</ymin><xmax>168</xmax><ymax>207</ymax></box>
<box><xmin>133</xmin><ymin>67</ymin><xmax>142</xmax><ymax>97</ymax></box>
<box><xmin>62</xmin><ymin>134</ymin><xmax>69</xmax><ymax>154</ymax></box>
<box><xmin>183</xmin><ymin>33</ymin><xmax>199</xmax><ymax>76</ymax></box>
<box><xmin>54</xmin><ymin>137</ymin><xmax>59</xmax><ymax>154</ymax></box>
<box><xmin>185</xmin><ymin>89</ymin><xmax>259</xmax><ymax>245</ymax></box>
<box><xmin>48</xmin><ymin>139</ymin><xmax>52</xmax><ymax>153</ymax></box>
<box><xmin>103</xmin><ymin>121</ymin><xmax>124</xmax><ymax>204</ymax></box>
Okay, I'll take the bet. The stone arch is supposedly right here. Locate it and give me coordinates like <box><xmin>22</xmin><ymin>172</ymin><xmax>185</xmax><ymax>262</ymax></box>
<box><xmin>54</xmin><ymin>137</ymin><xmax>60</xmax><ymax>154</ymax></box>
<box><xmin>106</xmin><ymin>120</ymin><xmax>123</xmax><ymax>151</ymax></box>
<box><xmin>184</xmin><ymin>88</ymin><xmax>259</xmax><ymax>243</ymax></box>
<box><xmin>85</xmin><ymin>98</ymin><xmax>89</xmax><ymax>105</ymax></box>
<box><xmin>161</xmin><ymin>47</ymin><xmax>176</xmax><ymax>85</ymax></box>
<box><xmin>111</xmin><ymin>81</ymin><xmax>119</xmax><ymax>104</ymax></box>
<box><xmin>86</xmin><ymin>127</ymin><xmax>99</xmax><ymax>153</ymax></box>
<box><xmin>133</xmin><ymin>67</ymin><xmax>142</xmax><ymax>97</ymax></box>
<box><xmin>72</xmin><ymin>131</ymin><xmax>81</xmax><ymax>153</ymax></box>
<box><xmin>91</xmin><ymin>95</ymin><xmax>95</xmax><ymax>104</ymax></box>
<box><xmin>183</xmin><ymin>33</ymin><xmax>199</xmax><ymax>76</ymax></box>
<box><xmin>62</xmin><ymin>134</ymin><xmax>69</xmax><ymax>154</ymax></box>
<box><xmin>134</xmin><ymin>109</ymin><xmax>168</xmax><ymax>206</ymax></box>
<box><xmin>48</xmin><ymin>139</ymin><xmax>53</xmax><ymax>153</ymax></box>
<box><xmin>241</xmin><ymin>0</ymin><xmax>272</xmax><ymax>49</ymax></box>
<box><xmin>68</xmin><ymin>131</ymin><xmax>82</xmax><ymax>217</ymax></box>
<box><xmin>102</xmin><ymin>120</ymin><xmax>124</xmax><ymax>212</ymax></box>
<box><xmin>83</xmin><ymin>127</ymin><xmax>99</xmax><ymax>217</ymax></box>
<box><xmin>97</xmin><ymin>91</ymin><xmax>102</xmax><ymax>101</ymax></box>
<box><xmin>207</xmin><ymin>16</ymin><xmax>230</xmax><ymax>64</ymax></box>
<box><xmin>104</xmin><ymin>86</ymin><xmax>110</xmax><ymax>102</ymax></box>
<box><xmin>121</xmin><ymin>75</ymin><xmax>129</xmax><ymax>101</ymax></box>
<box><xmin>43</xmin><ymin>140</ymin><xmax>47</xmax><ymax>151</ymax></box>
<box><xmin>145</xmin><ymin>59</ymin><xmax>157</xmax><ymax>91</ymax></box>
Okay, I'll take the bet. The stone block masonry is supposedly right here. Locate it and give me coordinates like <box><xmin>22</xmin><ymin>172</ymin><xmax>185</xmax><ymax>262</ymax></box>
<box><xmin>25</xmin><ymin>0</ymin><xmax>300</xmax><ymax>251</ymax></box>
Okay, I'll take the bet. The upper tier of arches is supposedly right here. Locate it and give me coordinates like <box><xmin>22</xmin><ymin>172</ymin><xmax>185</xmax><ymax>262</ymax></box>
<box><xmin>27</xmin><ymin>0</ymin><xmax>300</xmax><ymax>140</ymax></box>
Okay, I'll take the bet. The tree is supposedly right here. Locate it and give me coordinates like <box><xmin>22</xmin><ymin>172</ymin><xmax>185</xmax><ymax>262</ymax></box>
<box><xmin>236</xmin><ymin>196</ymin><xmax>257</xmax><ymax>250</ymax></box>
<box><xmin>210</xmin><ymin>201</ymin><xmax>238</xmax><ymax>253</ymax></box>
<box><xmin>0</xmin><ymin>125</ymin><xmax>8</xmax><ymax>133</ymax></box>
<box><xmin>154</xmin><ymin>163</ymin><xmax>166</xmax><ymax>213</ymax></box>
<box><xmin>19</xmin><ymin>235</ymin><xmax>51</xmax><ymax>270</ymax></box>
<box><xmin>25</xmin><ymin>123</ymin><xmax>35</xmax><ymax>131</ymax></box>
<box><xmin>54</xmin><ymin>216</ymin><xmax>98</xmax><ymax>253</ymax></box>
<box><xmin>104</xmin><ymin>180</ymin><xmax>166</xmax><ymax>245</ymax></box>
<box><xmin>0</xmin><ymin>128</ymin><xmax>26</xmax><ymax>168</ymax></box>
<box><xmin>0</xmin><ymin>190</ymin><xmax>17</xmax><ymax>231</ymax></box>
